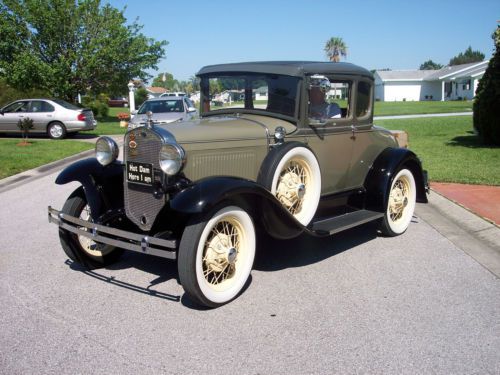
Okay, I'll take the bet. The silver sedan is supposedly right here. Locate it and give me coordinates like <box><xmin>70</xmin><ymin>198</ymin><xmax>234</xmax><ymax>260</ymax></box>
<box><xmin>0</xmin><ymin>98</ymin><xmax>97</xmax><ymax>139</ymax></box>
<box><xmin>128</xmin><ymin>97</ymin><xmax>197</xmax><ymax>129</ymax></box>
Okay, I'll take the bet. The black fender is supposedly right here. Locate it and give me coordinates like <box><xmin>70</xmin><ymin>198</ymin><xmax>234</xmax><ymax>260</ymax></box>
<box><xmin>364</xmin><ymin>147</ymin><xmax>428</xmax><ymax>213</ymax></box>
<box><xmin>170</xmin><ymin>176</ymin><xmax>306</xmax><ymax>239</ymax></box>
<box><xmin>56</xmin><ymin>158</ymin><xmax>124</xmax><ymax>220</ymax></box>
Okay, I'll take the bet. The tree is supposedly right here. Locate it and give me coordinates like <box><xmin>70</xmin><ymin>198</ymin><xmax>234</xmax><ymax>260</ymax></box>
<box><xmin>449</xmin><ymin>46</ymin><xmax>485</xmax><ymax>66</ymax></box>
<box><xmin>0</xmin><ymin>0</ymin><xmax>167</xmax><ymax>101</ymax></box>
<box><xmin>135</xmin><ymin>88</ymin><xmax>149</xmax><ymax>107</ymax></box>
<box><xmin>324</xmin><ymin>37</ymin><xmax>348</xmax><ymax>62</ymax></box>
<box><xmin>473</xmin><ymin>24</ymin><xmax>500</xmax><ymax>145</ymax></box>
<box><xmin>419</xmin><ymin>60</ymin><xmax>443</xmax><ymax>70</ymax></box>
<box><xmin>152</xmin><ymin>72</ymin><xmax>178</xmax><ymax>90</ymax></box>
<box><xmin>16</xmin><ymin>117</ymin><xmax>34</xmax><ymax>145</ymax></box>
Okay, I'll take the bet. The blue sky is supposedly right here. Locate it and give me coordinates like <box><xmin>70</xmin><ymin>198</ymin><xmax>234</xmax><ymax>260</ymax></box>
<box><xmin>108</xmin><ymin>0</ymin><xmax>499</xmax><ymax>82</ymax></box>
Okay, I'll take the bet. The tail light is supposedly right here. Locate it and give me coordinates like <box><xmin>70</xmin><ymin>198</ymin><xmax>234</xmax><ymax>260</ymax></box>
<box><xmin>77</xmin><ymin>113</ymin><xmax>86</xmax><ymax>121</ymax></box>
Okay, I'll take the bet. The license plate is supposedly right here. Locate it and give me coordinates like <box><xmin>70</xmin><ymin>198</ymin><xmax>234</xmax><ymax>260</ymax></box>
<box><xmin>127</xmin><ymin>162</ymin><xmax>153</xmax><ymax>186</ymax></box>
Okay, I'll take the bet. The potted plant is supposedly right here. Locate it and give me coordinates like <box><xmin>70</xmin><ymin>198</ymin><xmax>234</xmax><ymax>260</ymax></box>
<box><xmin>117</xmin><ymin>112</ymin><xmax>130</xmax><ymax>127</ymax></box>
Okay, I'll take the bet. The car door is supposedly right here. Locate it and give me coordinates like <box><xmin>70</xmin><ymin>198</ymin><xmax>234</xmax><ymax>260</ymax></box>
<box><xmin>28</xmin><ymin>100</ymin><xmax>55</xmax><ymax>132</ymax></box>
<box><xmin>305</xmin><ymin>78</ymin><xmax>355</xmax><ymax>194</ymax></box>
<box><xmin>0</xmin><ymin>101</ymin><xmax>30</xmax><ymax>132</ymax></box>
<box><xmin>346</xmin><ymin>79</ymin><xmax>379</xmax><ymax>188</ymax></box>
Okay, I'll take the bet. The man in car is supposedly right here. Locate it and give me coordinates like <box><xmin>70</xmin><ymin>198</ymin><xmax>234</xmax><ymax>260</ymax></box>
<box><xmin>308</xmin><ymin>75</ymin><xmax>341</xmax><ymax>120</ymax></box>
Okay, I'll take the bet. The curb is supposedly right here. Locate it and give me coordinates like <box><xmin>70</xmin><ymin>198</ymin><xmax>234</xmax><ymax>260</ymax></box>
<box><xmin>415</xmin><ymin>191</ymin><xmax>500</xmax><ymax>278</ymax></box>
<box><xmin>0</xmin><ymin>148</ymin><xmax>95</xmax><ymax>194</ymax></box>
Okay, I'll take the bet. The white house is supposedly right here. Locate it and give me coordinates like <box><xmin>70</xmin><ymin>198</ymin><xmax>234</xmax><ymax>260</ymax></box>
<box><xmin>374</xmin><ymin>60</ymin><xmax>488</xmax><ymax>101</ymax></box>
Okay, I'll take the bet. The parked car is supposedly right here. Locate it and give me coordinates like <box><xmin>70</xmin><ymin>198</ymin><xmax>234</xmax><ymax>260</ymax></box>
<box><xmin>0</xmin><ymin>98</ymin><xmax>96</xmax><ymax>139</ymax></box>
<box><xmin>48</xmin><ymin>62</ymin><xmax>428</xmax><ymax>307</ymax></box>
<box><xmin>108</xmin><ymin>97</ymin><xmax>129</xmax><ymax>107</ymax></box>
<box><xmin>128</xmin><ymin>97</ymin><xmax>197</xmax><ymax>128</ymax></box>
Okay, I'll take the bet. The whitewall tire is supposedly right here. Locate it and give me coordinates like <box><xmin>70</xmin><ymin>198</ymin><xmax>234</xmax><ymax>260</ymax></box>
<box><xmin>379</xmin><ymin>168</ymin><xmax>416</xmax><ymax>236</ymax></box>
<box><xmin>178</xmin><ymin>205</ymin><xmax>256</xmax><ymax>307</ymax></box>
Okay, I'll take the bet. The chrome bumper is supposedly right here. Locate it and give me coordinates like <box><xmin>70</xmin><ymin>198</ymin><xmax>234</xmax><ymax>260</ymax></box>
<box><xmin>48</xmin><ymin>206</ymin><xmax>177</xmax><ymax>260</ymax></box>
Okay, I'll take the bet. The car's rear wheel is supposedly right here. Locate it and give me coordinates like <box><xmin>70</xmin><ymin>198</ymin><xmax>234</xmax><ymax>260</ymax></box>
<box><xmin>59</xmin><ymin>187</ymin><xmax>123</xmax><ymax>269</ymax></box>
<box><xmin>178</xmin><ymin>204</ymin><xmax>256</xmax><ymax>308</ymax></box>
<box><xmin>258</xmin><ymin>142</ymin><xmax>321</xmax><ymax>226</ymax></box>
<box><xmin>47</xmin><ymin>121</ymin><xmax>67</xmax><ymax>139</ymax></box>
<box><xmin>379</xmin><ymin>168</ymin><xmax>416</xmax><ymax>236</ymax></box>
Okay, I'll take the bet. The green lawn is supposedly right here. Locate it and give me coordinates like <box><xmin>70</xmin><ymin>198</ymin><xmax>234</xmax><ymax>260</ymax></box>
<box><xmin>374</xmin><ymin>100</ymin><xmax>473</xmax><ymax>116</ymax></box>
<box><xmin>378</xmin><ymin>116</ymin><xmax>500</xmax><ymax>185</ymax></box>
<box><xmin>89</xmin><ymin>107</ymin><xmax>129</xmax><ymax>136</ymax></box>
<box><xmin>0</xmin><ymin>139</ymin><xmax>93</xmax><ymax>179</ymax></box>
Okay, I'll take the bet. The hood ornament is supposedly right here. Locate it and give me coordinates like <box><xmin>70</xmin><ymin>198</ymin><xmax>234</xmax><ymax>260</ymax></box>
<box><xmin>146</xmin><ymin>111</ymin><xmax>154</xmax><ymax>129</ymax></box>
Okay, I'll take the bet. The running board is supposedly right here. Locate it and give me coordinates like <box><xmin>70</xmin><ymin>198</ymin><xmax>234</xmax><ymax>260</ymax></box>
<box><xmin>311</xmin><ymin>210</ymin><xmax>384</xmax><ymax>235</ymax></box>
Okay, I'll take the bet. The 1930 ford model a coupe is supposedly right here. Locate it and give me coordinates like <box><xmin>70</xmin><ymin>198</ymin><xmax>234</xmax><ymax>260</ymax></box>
<box><xmin>48</xmin><ymin>62</ymin><xmax>428</xmax><ymax>307</ymax></box>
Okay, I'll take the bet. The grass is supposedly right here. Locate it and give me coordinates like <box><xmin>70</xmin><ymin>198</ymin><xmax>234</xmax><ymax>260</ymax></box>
<box><xmin>0</xmin><ymin>139</ymin><xmax>93</xmax><ymax>179</ymax></box>
<box><xmin>378</xmin><ymin>116</ymin><xmax>500</xmax><ymax>185</ymax></box>
<box><xmin>88</xmin><ymin>107</ymin><xmax>129</xmax><ymax>136</ymax></box>
<box><xmin>1</xmin><ymin>103</ymin><xmax>495</xmax><ymax>185</ymax></box>
<box><xmin>374</xmin><ymin>100</ymin><xmax>473</xmax><ymax>116</ymax></box>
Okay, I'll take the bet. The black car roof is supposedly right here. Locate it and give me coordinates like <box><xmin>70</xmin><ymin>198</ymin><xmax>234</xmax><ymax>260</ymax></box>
<box><xmin>197</xmin><ymin>61</ymin><xmax>373</xmax><ymax>79</ymax></box>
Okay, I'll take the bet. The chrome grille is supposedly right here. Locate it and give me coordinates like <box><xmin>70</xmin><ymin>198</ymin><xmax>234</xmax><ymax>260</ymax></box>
<box><xmin>124</xmin><ymin>128</ymin><xmax>165</xmax><ymax>231</ymax></box>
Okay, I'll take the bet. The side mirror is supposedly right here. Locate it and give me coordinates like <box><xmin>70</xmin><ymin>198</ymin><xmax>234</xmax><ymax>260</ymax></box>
<box><xmin>131</xmin><ymin>110</ymin><xmax>138</xmax><ymax>115</ymax></box>
<box><xmin>187</xmin><ymin>107</ymin><xmax>197</xmax><ymax>113</ymax></box>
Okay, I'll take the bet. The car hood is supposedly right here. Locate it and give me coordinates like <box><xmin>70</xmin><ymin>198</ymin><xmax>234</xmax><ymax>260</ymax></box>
<box><xmin>131</xmin><ymin>112</ymin><xmax>183</xmax><ymax>125</ymax></box>
<box><xmin>156</xmin><ymin>114</ymin><xmax>296</xmax><ymax>145</ymax></box>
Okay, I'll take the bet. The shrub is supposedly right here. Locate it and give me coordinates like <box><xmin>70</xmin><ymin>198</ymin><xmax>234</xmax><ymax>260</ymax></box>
<box><xmin>474</xmin><ymin>24</ymin><xmax>500</xmax><ymax>145</ymax></box>
<box><xmin>17</xmin><ymin>117</ymin><xmax>34</xmax><ymax>143</ymax></box>
<box><xmin>82</xmin><ymin>94</ymin><xmax>109</xmax><ymax>117</ymax></box>
<box><xmin>98</xmin><ymin>101</ymin><xmax>109</xmax><ymax>117</ymax></box>
<box><xmin>135</xmin><ymin>88</ymin><xmax>149</xmax><ymax>107</ymax></box>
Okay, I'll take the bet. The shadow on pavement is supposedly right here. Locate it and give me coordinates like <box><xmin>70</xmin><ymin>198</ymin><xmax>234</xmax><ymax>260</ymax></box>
<box><xmin>66</xmin><ymin>220</ymin><xmax>381</xmax><ymax>309</ymax></box>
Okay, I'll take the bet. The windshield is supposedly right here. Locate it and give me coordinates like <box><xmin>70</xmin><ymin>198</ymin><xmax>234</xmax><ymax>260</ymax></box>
<box><xmin>138</xmin><ymin>99</ymin><xmax>183</xmax><ymax>114</ymax></box>
<box><xmin>200</xmin><ymin>73</ymin><xmax>300</xmax><ymax>118</ymax></box>
<box><xmin>52</xmin><ymin>99</ymin><xmax>80</xmax><ymax>110</ymax></box>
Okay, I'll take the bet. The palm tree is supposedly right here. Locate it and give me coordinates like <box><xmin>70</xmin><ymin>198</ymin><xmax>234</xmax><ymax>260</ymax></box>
<box><xmin>324</xmin><ymin>37</ymin><xmax>348</xmax><ymax>62</ymax></box>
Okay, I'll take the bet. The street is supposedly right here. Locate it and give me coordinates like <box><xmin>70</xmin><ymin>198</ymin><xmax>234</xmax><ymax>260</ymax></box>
<box><xmin>1</xmin><ymin>170</ymin><xmax>499</xmax><ymax>374</ymax></box>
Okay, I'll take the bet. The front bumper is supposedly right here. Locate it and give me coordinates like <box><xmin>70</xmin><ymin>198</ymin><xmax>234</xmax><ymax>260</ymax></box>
<box><xmin>48</xmin><ymin>206</ymin><xmax>177</xmax><ymax>260</ymax></box>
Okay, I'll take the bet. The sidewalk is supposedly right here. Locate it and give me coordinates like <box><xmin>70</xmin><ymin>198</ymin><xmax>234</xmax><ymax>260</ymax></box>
<box><xmin>432</xmin><ymin>182</ymin><xmax>500</xmax><ymax>227</ymax></box>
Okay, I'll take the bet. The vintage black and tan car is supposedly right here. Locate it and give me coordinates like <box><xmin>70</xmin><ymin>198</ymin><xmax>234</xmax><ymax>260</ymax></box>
<box><xmin>48</xmin><ymin>62</ymin><xmax>428</xmax><ymax>307</ymax></box>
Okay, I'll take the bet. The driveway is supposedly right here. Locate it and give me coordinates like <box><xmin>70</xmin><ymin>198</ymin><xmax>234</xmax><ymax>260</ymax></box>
<box><xmin>0</xmin><ymin>167</ymin><xmax>499</xmax><ymax>374</ymax></box>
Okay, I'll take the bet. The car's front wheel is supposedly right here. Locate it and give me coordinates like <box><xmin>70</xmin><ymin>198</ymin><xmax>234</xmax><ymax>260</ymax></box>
<box><xmin>47</xmin><ymin>121</ymin><xmax>67</xmax><ymax>139</ymax></box>
<box><xmin>178</xmin><ymin>204</ymin><xmax>256</xmax><ymax>308</ymax></box>
<box><xmin>258</xmin><ymin>142</ymin><xmax>321</xmax><ymax>226</ymax></box>
<box><xmin>379</xmin><ymin>168</ymin><xmax>417</xmax><ymax>236</ymax></box>
<box><xmin>59</xmin><ymin>187</ymin><xmax>123</xmax><ymax>269</ymax></box>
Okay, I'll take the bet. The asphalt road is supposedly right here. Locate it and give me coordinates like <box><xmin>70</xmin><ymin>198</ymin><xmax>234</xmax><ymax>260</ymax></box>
<box><xmin>1</xmin><ymin>170</ymin><xmax>499</xmax><ymax>374</ymax></box>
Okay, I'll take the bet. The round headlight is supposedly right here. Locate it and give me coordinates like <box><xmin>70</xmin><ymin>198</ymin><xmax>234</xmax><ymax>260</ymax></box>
<box><xmin>159</xmin><ymin>143</ymin><xmax>185</xmax><ymax>176</ymax></box>
<box><xmin>95</xmin><ymin>136</ymin><xmax>119</xmax><ymax>166</ymax></box>
<box><xmin>274</xmin><ymin>126</ymin><xmax>286</xmax><ymax>143</ymax></box>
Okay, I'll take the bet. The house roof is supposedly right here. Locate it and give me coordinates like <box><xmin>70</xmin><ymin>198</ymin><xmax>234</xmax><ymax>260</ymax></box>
<box><xmin>376</xmin><ymin>70</ymin><xmax>435</xmax><ymax>81</ymax></box>
<box><xmin>376</xmin><ymin>61</ymin><xmax>489</xmax><ymax>82</ymax></box>
<box><xmin>147</xmin><ymin>86</ymin><xmax>167</xmax><ymax>94</ymax></box>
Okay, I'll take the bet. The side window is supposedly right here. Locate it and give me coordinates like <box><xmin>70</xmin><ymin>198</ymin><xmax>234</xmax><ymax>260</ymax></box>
<box><xmin>41</xmin><ymin>101</ymin><xmax>55</xmax><ymax>112</ymax></box>
<box><xmin>308</xmin><ymin>77</ymin><xmax>351</xmax><ymax>123</ymax></box>
<box><xmin>3</xmin><ymin>101</ymin><xmax>29</xmax><ymax>113</ymax></box>
<box><xmin>30</xmin><ymin>100</ymin><xmax>53</xmax><ymax>112</ymax></box>
<box><xmin>356</xmin><ymin>81</ymin><xmax>372</xmax><ymax>118</ymax></box>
